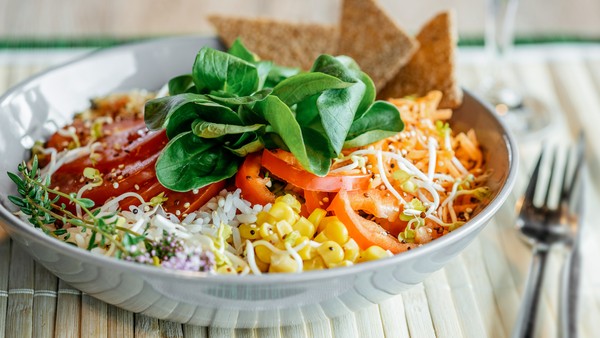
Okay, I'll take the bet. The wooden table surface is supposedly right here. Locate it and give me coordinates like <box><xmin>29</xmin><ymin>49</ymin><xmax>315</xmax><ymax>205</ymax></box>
<box><xmin>0</xmin><ymin>43</ymin><xmax>600</xmax><ymax>337</ymax></box>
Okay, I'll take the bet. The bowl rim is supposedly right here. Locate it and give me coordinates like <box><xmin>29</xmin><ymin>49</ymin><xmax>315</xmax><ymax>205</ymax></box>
<box><xmin>0</xmin><ymin>35</ymin><xmax>519</xmax><ymax>285</ymax></box>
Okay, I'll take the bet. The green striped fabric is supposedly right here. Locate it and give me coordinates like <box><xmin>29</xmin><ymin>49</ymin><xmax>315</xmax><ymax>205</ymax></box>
<box><xmin>0</xmin><ymin>35</ymin><xmax>598</xmax><ymax>49</ymax></box>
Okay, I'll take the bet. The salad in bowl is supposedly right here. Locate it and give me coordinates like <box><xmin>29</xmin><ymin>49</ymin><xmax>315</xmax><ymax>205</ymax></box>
<box><xmin>0</xmin><ymin>35</ymin><xmax>516</xmax><ymax>327</ymax></box>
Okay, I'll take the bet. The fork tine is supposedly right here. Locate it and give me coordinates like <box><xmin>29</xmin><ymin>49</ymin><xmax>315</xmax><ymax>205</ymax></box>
<box><xmin>558</xmin><ymin>134</ymin><xmax>585</xmax><ymax>338</ymax></box>
<box><xmin>559</xmin><ymin>133</ymin><xmax>586</xmax><ymax>205</ymax></box>
<box><xmin>542</xmin><ymin>147</ymin><xmax>558</xmax><ymax>208</ymax></box>
<box><xmin>558</xmin><ymin>145</ymin><xmax>572</xmax><ymax>206</ymax></box>
<box><xmin>523</xmin><ymin>147</ymin><xmax>544</xmax><ymax>209</ymax></box>
<box><xmin>569</xmin><ymin>132</ymin><xmax>586</xmax><ymax>198</ymax></box>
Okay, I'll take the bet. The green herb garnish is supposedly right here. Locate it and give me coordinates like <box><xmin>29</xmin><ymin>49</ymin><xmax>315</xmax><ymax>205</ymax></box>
<box><xmin>144</xmin><ymin>38</ymin><xmax>405</xmax><ymax>192</ymax></box>
<box><xmin>7</xmin><ymin>157</ymin><xmax>148</xmax><ymax>256</ymax></box>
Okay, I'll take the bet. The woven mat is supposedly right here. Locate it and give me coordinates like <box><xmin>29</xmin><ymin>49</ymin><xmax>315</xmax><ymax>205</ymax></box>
<box><xmin>1</xmin><ymin>45</ymin><xmax>600</xmax><ymax>337</ymax></box>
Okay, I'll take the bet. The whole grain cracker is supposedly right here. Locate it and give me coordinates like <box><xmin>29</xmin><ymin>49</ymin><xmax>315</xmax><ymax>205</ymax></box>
<box><xmin>208</xmin><ymin>15</ymin><xmax>339</xmax><ymax>70</ymax></box>
<box><xmin>338</xmin><ymin>0</ymin><xmax>419</xmax><ymax>90</ymax></box>
<box><xmin>379</xmin><ymin>10</ymin><xmax>463</xmax><ymax>109</ymax></box>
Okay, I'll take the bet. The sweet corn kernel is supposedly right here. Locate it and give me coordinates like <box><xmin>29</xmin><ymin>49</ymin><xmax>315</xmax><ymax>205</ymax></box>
<box><xmin>322</xmin><ymin>219</ymin><xmax>349</xmax><ymax>245</ymax></box>
<box><xmin>318</xmin><ymin>216</ymin><xmax>340</xmax><ymax>233</ymax></box>
<box><xmin>275</xmin><ymin>194</ymin><xmax>302</xmax><ymax>213</ymax></box>
<box><xmin>307</xmin><ymin>208</ymin><xmax>327</xmax><ymax>230</ymax></box>
<box><xmin>304</xmin><ymin>256</ymin><xmax>326</xmax><ymax>271</ymax></box>
<box><xmin>284</xmin><ymin>230</ymin><xmax>301</xmax><ymax>246</ymax></box>
<box><xmin>295</xmin><ymin>236</ymin><xmax>314</xmax><ymax>260</ymax></box>
<box><xmin>269</xmin><ymin>253</ymin><xmax>298</xmax><ymax>273</ymax></box>
<box><xmin>269</xmin><ymin>201</ymin><xmax>297</xmax><ymax>225</ymax></box>
<box><xmin>275</xmin><ymin>220</ymin><xmax>293</xmax><ymax>239</ymax></box>
<box><xmin>255</xmin><ymin>257</ymin><xmax>269</xmax><ymax>273</ymax></box>
<box><xmin>275</xmin><ymin>240</ymin><xmax>286</xmax><ymax>251</ymax></box>
<box><xmin>298</xmin><ymin>246</ymin><xmax>314</xmax><ymax>261</ymax></box>
<box><xmin>314</xmin><ymin>232</ymin><xmax>329</xmax><ymax>243</ymax></box>
<box><xmin>295</xmin><ymin>235</ymin><xmax>310</xmax><ymax>245</ymax></box>
<box><xmin>293</xmin><ymin>217</ymin><xmax>316</xmax><ymax>238</ymax></box>
<box><xmin>343</xmin><ymin>238</ymin><xmax>360</xmax><ymax>262</ymax></box>
<box><xmin>255</xmin><ymin>245</ymin><xmax>273</xmax><ymax>263</ymax></box>
<box><xmin>256</xmin><ymin>211</ymin><xmax>277</xmax><ymax>226</ymax></box>
<box><xmin>259</xmin><ymin>222</ymin><xmax>276</xmax><ymax>240</ymax></box>
<box><xmin>328</xmin><ymin>260</ymin><xmax>354</xmax><ymax>268</ymax></box>
<box><xmin>357</xmin><ymin>246</ymin><xmax>390</xmax><ymax>263</ymax></box>
<box><xmin>239</xmin><ymin>223</ymin><xmax>260</xmax><ymax>239</ymax></box>
<box><xmin>317</xmin><ymin>241</ymin><xmax>344</xmax><ymax>267</ymax></box>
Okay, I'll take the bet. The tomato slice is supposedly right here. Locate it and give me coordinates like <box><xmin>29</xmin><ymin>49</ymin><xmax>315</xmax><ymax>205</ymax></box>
<box><xmin>329</xmin><ymin>190</ymin><xmax>414</xmax><ymax>254</ymax></box>
<box><xmin>49</xmin><ymin>118</ymin><xmax>221</xmax><ymax>215</ymax></box>
<box><xmin>235</xmin><ymin>152</ymin><xmax>276</xmax><ymax>206</ymax></box>
<box><xmin>345</xmin><ymin>189</ymin><xmax>400</xmax><ymax>219</ymax></box>
<box><xmin>51</xmin><ymin>128</ymin><xmax>166</xmax><ymax>206</ymax></box>
<box><xmin>345</xmin><ymin>189</ymin><xmax>407</xmax><ymax>236</ymax></box>
<box><xmin>47</xmin><ymin>119</ymin><xmax>146</xmax><ymax>153</ymax></box>
<box><xmin>261</xmin><ymin>149</ymin><xmax>370</xmax><ymax>192</ymax></box>
<box><xmin>120</xmin><ymin>178</ymin><xmax>226</xmax><ymax>215</ymax></box>
<box><xmin>303</xmin><ymin>190</ymin><xmax>331</xmax><ymax>213</ymax></box>
<box><xmin>52</xmin><ymin>123</ymin><xmax>168</xmax><ymax>174</ymax></box>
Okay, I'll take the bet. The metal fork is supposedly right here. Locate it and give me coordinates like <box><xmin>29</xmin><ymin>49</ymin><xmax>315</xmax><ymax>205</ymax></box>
<box><xmin>512</xmin><ymin>136</ymin><xmax>586</xmax><ymax>338</ymax></box>
<box><xmin>559</xmin><ymin>135</ymin><xmax>586</xmax><ymax>338</ymax></box>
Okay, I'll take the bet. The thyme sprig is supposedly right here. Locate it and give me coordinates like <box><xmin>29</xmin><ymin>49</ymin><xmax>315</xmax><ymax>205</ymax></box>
<box><xmin>7</xmin><ymin>156</ymin><xmax>148</xmax><ymax>256</ymax></box>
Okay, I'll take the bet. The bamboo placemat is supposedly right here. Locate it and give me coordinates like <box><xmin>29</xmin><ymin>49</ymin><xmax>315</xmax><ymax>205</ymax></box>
<box><xmin>1</xmin><ymin>45</ymin><xmax>600</xmax><ymax>337</ymax></box>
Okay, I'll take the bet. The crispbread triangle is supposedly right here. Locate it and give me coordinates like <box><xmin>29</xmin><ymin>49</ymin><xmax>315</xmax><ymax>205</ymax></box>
<box><xmin>208</xmin><ymin>15</ymin><xmax>339</xmax><ymax>70</ymax></box>
<box><xmin>338</xmin><ymin>0</ymin><xmax>419</xmax><ymax>90</ymax></box>
<box><xmin>379</xmin><ymin>10</ymin><xmax>463</xmax><ymax>109</ymax></box>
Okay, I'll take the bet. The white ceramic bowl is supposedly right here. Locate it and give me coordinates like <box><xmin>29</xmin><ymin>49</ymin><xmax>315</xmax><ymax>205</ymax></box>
<box><xmin>0</xmin><ymin>36</ymin><xmax>518</xmax><ymax>328</ymax></box>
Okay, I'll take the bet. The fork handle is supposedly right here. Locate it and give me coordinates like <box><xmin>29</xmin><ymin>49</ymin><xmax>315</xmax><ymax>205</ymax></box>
<box><xmin>560</xmin><ymin>243</ymin><xmax>580</xmax><ymax>338</ymax></box>
<box><xmin>512</xmin><ymin>245</ymin><xmax>549</xmax><ymax>338</ymax></box>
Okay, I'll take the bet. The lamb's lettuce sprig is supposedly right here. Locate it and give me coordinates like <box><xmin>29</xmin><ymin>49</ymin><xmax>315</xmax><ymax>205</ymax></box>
<box><xmin>144</xmin><ymin>39</ymin><xmax>404</xmax><ymax>192</ymax></box>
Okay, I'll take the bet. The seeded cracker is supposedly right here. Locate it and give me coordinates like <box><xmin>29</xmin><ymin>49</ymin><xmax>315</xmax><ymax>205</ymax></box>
<box><xmin>208</xmin><ymin>15</ymin><xmax>339</xmax><ymax>70</ymax></box>
<box><xmin>338</xmin><ymin>0</ymin><xmax>419</xmax><ymax>90</ymax></box>
<box><xmin>379</xmin><ymin>11</ymin><xmax>463</xmax><ymax>109</ymax></box>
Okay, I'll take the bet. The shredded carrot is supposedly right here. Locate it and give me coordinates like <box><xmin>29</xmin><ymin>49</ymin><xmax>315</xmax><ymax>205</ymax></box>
<box><xmin>341</xmin><ymin>90</ymin><xmax>489</xmax><ymax>242</ymax></box>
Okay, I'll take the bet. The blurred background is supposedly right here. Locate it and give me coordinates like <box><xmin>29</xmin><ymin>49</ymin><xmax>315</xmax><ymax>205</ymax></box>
<box><xmin>0</xmin><ymin>0</ymin><xmax>598</xmax><ymax>46</ymax></box>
